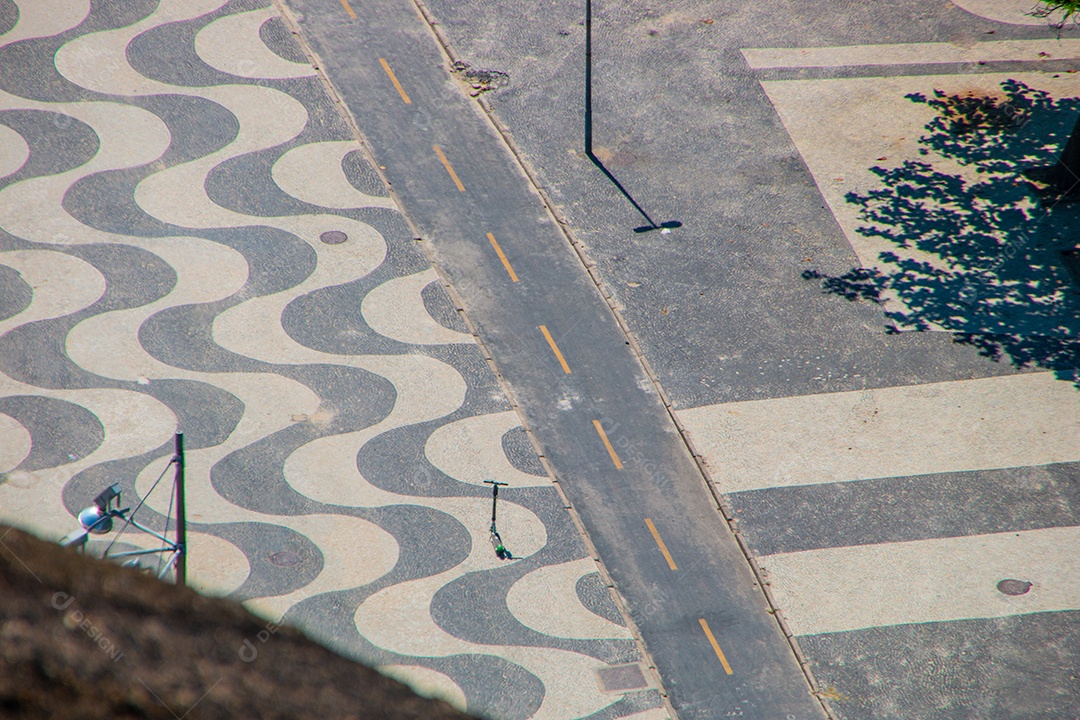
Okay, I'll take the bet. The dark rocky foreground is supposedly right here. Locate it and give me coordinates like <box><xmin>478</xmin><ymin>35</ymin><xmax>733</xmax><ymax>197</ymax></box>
<box><xmin>0</xmin><ymin>525</ymin><xmax>472</xmax><ymax>720</ymax></box>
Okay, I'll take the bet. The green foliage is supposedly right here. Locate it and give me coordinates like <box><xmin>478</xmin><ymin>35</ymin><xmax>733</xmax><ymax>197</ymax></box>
<box><xmin>1032</xmin><ymin>0</ymin><xmax>1080</xmax><ymax>26</ymax></box>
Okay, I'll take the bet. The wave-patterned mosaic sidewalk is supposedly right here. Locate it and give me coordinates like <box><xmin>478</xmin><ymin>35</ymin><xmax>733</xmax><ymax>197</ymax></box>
<box><xmin>0</xmin><ymin>2</ymin><xmax>665</xmax><ymax>717</ymax></box>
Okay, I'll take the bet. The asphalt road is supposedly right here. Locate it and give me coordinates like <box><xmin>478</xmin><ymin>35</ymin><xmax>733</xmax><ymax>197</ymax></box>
<box><xmin>281</xmin><ymin>0</ymin><xmax>828</xmax><ymax>717</ymax></box>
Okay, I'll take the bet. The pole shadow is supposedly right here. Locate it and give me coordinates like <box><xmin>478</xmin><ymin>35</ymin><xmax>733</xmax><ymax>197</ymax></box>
<box><xmin>584</xmin><ymin>0</ymin><xmax>680</xmax><ymax>234</ymax></box>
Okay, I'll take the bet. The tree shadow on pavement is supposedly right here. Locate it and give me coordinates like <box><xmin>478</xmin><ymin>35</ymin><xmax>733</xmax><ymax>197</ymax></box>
<box><xmin>804</xmin><ymin>79</ymin><xmax>1080</xmax><ymax>386</ymax></box>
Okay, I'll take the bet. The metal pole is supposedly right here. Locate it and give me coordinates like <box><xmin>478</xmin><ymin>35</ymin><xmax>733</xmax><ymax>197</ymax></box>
<box><xmin>585</xmin><ymin>0</ymin><xmax>593</xmax><ymax>155</ymax></box>
<box><xmin>173</xmin><ymin>432</ymin><xmax>186</xmax><ymax>586</ymax></box>
<box><xmin>483</xmin><ymin>480</ymin><xmax>508</xmax><ymax>528</ymax></box>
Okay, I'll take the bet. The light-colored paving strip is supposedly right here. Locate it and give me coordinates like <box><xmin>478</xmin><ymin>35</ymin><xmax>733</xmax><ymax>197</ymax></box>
<box><xmin>0</xmin><ymin>0</ymin><xmax>90</xmax><ymax>46</ymax></box>
<box><xmin>271</xmin><ymin>140</ymin><xmax>398</xmax><ymax>210</ymax></box>
<box><xmin>758</xmin><ymin>525</ymin><xmax>1080</xmax><ymax>636</ymax></box>
<box><xmin>0</xmin><ymin>381</ymin><xmax>178</xmax><ymax>537</ymax></box>
<box><xmin>0</xmin><ymin>250</ymin><xmax>106</xmax><ymax>334</ymax></box>
<box><xmin>194</xmin><ymin>6</ymin><xmax>316</xmax><ymax>79</ymax></box>
<box><xmin>0</xmin><ymin>412</ymin><xmax>31</xmax><ymax>473</ymax></box>
<box><xmin>506</xmin><ymin>558</ymin><xmax>633</xmax><ymax>640</ymax></box>
<box><xmin>757</xmin><ymin>71</ymin><xmax>1080</xmax><ymax>279</ymax></box>
<box><xmin>425</xmin><ymin>411</ymin><xmax>550</xmax><ymax>488</ymax></box>
<box><xmin>678</xmin><ymin>372</ymin><xmax>1080</xmax><ymax>493</ymax></box>
<box><xmin>950</xmin><ymin>0</ymin><xmax>1065</xmax><ymax>27</ymax></box>
<box><xmin>360</xmin><ymin>269</ymin><xmax>474</xmax><ymax>345</ymax></box>
<box><xmin>0</xmin><ymin>123</ymin><xmax>28</xmax><ymax>178</ymax></box>
<box><xmin>742</xmin><ymin>39</ymin><xmax>1080</xmax><ymax>70</ymax></box>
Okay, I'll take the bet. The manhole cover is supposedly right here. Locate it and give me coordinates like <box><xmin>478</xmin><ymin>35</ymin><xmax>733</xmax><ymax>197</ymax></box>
<box><xmin>596</xmin><ymin>663</ymin><xmax>648</xmax><ymax>693</ymax></box>
<box><xmin>320</xmin><ymin>230</ymin><xmax>348</xmax><ymax>245</ymax></box>
<box><xmin>997</xmin><ymin>579</ymin><xmax>1032</xmax><ymax>596</ymax></box>
<box><xmin>268</xmin><ymin>551</ymin><xmax>304</xmax><ymax>567</ymax></box>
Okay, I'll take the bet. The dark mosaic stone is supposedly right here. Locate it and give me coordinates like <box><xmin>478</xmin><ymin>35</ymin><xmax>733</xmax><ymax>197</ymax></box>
<box><xmin>729</xmin><ymin>462</ymin><xmax>1080</xmax><ymax>557</ymax></box>
<box><xmin>138</xmin><ymin>230</ymin><xmax>315</xmax><ymax>376</ymax></box>
<box><xmin>0</xmin><ymin>243</ymin><xmax>175</xmax><ymax>388</ymax></box>
<box><xmin>421</xmin><ymin>279</ymin><xmax>469</xmax><ymax>333</ymax></box>
<box><xmin>341</xmin><ymin>148</ymin><xmax>388</xmax><ymax>197</ymax></box>
<box><xmin>0</xmin><ymin>395</ymin><xmax>103</xmax><ymax>471</ymax></box>
<box><xmin>0</xmin><ymin>110</ymin><xmax>99</xmax><ymax>186</ymax></box>
<box><xmin>267</xmin><ymin>582</ymin><xmax>548</xmax><ymax>720</ymax></box>
<box><xmin>258</xmin><ymin>15</ymin><xmax>308</xmax><ymax>64</ymax></box>
<box><xmin>361</xmin><ymin>503</ymin><xmax>474</xmax><ymax>583</ymax></box>
<box><xmin>126</xmin><ymin>10</ymin><xmax>248</xmax><ymax>88</ymax></box>
<box><xmin>501</xmin><ymin>425</ymin><xmax>546</xmax><ymax>477</ymax></box>
<box><xmin>128</xmin><ymin>14</ymin><xmax>349</xmax><ymax>135</ymax></box>
<box><xmin>0</xmin><ymin>0</ymin><xmax>156</xmax><ymax>101</ymax></box>
<box><xmin>205</xmin><ymin>144</ymin><xmax>334</xmax><ymax>217</ymax></box>
<box><xmin>0</xmin><ymin>38</ymin><xmax>89</xmax><ymax>102</ymax></box>
<box><xmin>577</xmin><ymin>689</ymin><xmax>665</xmax><ymax>720</ymax></box>
<box><xmin>281</xmin><ymin>226</ymin><xmax>431</xmax><ymax>356</ymax></box>
<box><xmin>0</xmin><ymin>0</ymin><xmax>18</xmax><ymax>37</ymax></box>
<box><xmin>270</xmin><ymin>75</ymin><xmax>353</xmax><ymax>139</ymax></box>
<box><xmin>210</xmin><ymin>364</ymin><xmax>396</xmax><ymax>514</ymax></box>
<box><xmin>576</xmin><ymin>571</ymin><xmax>626</xmax><ymax>627</ymax></box>
<box><xmin>0</xmin><ymin>227</ymin><xmax>30</xmax><ymax>252</ymax></box>
<box><xmin>282</xmin><ymin>280</ymin><xmax>418</xmax><ymax>357</ymax></box>
<box><xmin>206</xmin><ymin>520</ymin><xmax>323</xmax><ymax>601</ymax></box>
<box><xmin>74</xmin><ymin>242</ymin><xmax>177</xmax><ymax>313</ymax></box>
<box><xmin>82</xmin><ymin>0</ymin><xmax>160</xmax><ymax>34</ymax></box>
<box><xmin>262</xmin><ymin>507</ymin><xmax>476</xmax><ymax>640</ymax></box>
<box><xmin>355</xmin><ymin>423</ymin><xmax>468</xmax><ymax>499</ymax></box>
<box><xmin>514</xmin><ymin>485</ymin><xmax>590</xmax><ymax>560</ymax></box>
<box><xmin>435</xmin><ymin>653</ymin><xmax>545</xmax><ymax>720</ymax></box>
<box><xmin>0</xmin><ymin>318</ymin><xmax>103</xmax><ymax>390</ymax></box>
<box><xmin>139</xmin><ymin>300</ymin><xmax>262</xmax><ymax>375</ymax></box>
<box><xmin>135</xmin><ymin>93</ymin><xmax>240</xmax><ymax>165</ymax></box>
<box><xmin>64</xmin><ymin>168</ymin><xmax>172</xmax><ymax>237</ymax></box>
<box><xmin>204</xmin><ymin>224</ymin><xmax>317</xmax><ymax>297</ymax></box>
<box><xmin>280</xmin><ymin>506</ymin><xmax>475</xmax><ymax>634</ymax></box>
<box><xmin>801</xmin><ymin>611</ymin><xmax>1080</xmax><ymax>720</ymax></box>
<box><xmin>425</xmin><ymin>344</ymin><xmax>513</xmax><ymax>417</ymax></box>
<box><xmin>431</xmin><ymin>564</ymin><xmax>640</xmax><ymax>664</ymax></box>
<box><xmin>0</xmin><ymin>263</ymin><xmax>31</xmax><ymax>321</ymax></box>
<box><xmin>140</xmin><ymin>378</ymin><xmax>244</xmax><ymax>450</ymax></box>
<box><xmin>357</xmin><ymin>419</ymin><xmax>497</xmax><ymax>499</ymax></box>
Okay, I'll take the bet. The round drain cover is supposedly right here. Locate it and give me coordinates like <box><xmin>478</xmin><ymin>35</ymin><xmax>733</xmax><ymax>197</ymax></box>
<box><xmin>997</xmin><ymin>579</ymin><xmax>1032</xmax><ymax>596</ymax></box>
<box><xmin>320</xmin><ymin>230</ymin><xmax>348</xmax><ymax>245</ymax></box>
<box><xmin>268</xmin><ymin>551</ymin><xmax>304</xmax><ymax>567</ymax></box>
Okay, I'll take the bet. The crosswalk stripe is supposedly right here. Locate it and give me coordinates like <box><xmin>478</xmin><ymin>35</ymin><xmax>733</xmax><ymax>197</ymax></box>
<box><xmin>678</xmin><ymin>372</ymin><xmax>1080</xmax><ymax>493</ymax></box>
<box><xmin>759</xmin><ymin>525</ymin><xmax>1080</xmax><ymax>636</ymax></box>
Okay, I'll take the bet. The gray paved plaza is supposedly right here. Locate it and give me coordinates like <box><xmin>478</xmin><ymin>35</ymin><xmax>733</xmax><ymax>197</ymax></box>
<box><xmin>1</xmin><ymin>0</ymin><xmax>1078</xmax><ymax>718</ymax></box>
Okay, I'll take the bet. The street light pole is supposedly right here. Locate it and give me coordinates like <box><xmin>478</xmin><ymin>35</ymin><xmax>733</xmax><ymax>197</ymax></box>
<box><xmin>585</xmin><ymin>0</ymin><xmax>593</xmax><ymax>156</ymax></box>
<box><xmin>173</xmin><ymin>432</ymin><xmax>187</xmax><ymax>586</ymax></box>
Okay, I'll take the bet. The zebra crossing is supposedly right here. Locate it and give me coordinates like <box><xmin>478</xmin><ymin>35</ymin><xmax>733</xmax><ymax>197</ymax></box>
<box><xmin>679</xmin><ymin>372</ymin><xmax>1080</xmax><ymax>715</ymax></box>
